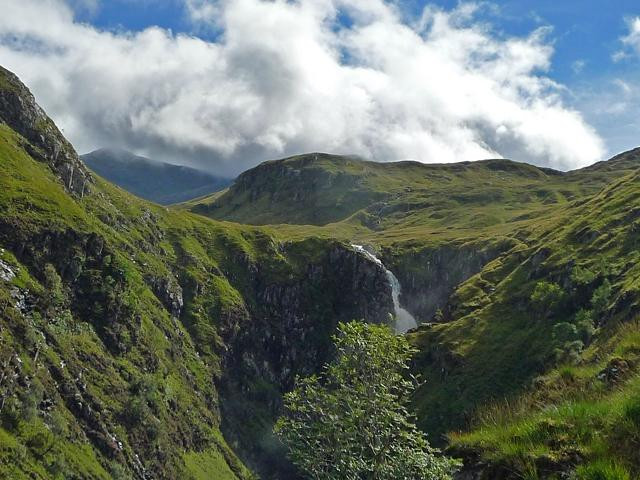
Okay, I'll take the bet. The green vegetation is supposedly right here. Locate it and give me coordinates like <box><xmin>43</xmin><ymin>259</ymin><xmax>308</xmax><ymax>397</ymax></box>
<box><xmin>275</xmin><ymin>322</ymin><xmax>459</xmax><ymax>480</ymax></box>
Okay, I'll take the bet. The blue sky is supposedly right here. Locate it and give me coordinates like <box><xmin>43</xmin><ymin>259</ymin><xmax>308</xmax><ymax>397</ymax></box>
<box><xmin>3</xmin><ymin>0</ymin><xmax>640</xmax><ymax>174</ymax></box>
<box><xmin>80</xmin><ymin>0</ymin><xmax>638</xmax><ymax>82</ymax></box>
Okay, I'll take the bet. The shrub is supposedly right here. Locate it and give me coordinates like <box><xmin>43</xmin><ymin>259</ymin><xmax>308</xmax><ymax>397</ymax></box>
<box><xmin>591</xmin><ymin>280</ymin><xmax>612</xmax><ymax>315</ymax></box>
<box><xmin>553</xmin><ymin>322</ymin><xmax>578</xmax><ymax>344</ymax></box>
<box><xmin>530</xmin><ymin>281</ymin><xmax>565</xmax><ymax>316</ymax></box>
<box><xmin>574</xmin><ymin>309</ymin><xmax>596</xmax><ymax>343</ymax></box>
<box><xmin>554</xmin><ymin>340</ymin><xmax>584</xmax><ymax>364</ymax></box>
<box><xmin>42</xmin><ymin>263</ymin><xmax>65</xmax><ymax>312</ymax></box>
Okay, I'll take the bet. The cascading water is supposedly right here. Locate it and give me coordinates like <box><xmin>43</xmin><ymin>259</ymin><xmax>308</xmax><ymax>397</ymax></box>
<box><xmin>352</xmin><ymin>245</ymin><xmax>418</xmax><ymax>334</ymax></box>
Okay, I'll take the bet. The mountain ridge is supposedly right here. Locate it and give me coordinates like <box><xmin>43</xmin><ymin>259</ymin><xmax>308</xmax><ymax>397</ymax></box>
<box><xmin>187</xmin><ymin>150</ymin><xmax>639</xmax><ymax>233</ymax></box>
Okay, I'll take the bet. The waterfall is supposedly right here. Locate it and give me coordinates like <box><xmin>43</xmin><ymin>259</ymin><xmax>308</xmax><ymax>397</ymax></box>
<box><xmin>352</xmin><ymin>245</ymin><xmax>418</xmax><ymax>334</ymax></box>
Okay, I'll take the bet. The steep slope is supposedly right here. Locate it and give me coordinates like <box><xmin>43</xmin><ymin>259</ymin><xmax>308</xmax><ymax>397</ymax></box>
<box><xmin>81</xmin><ymin>148</ymin><xmax>231</xmax><ymax>205</ymax></box>
<box><xmin>410</xmin><ymin>168</ymin><xmax>640</xmax><ymax>478</ymax></box>
<box><xmin>0</xmin><ymin>67</ymin><xmax>396</xmax><ymax>479</ymax></box>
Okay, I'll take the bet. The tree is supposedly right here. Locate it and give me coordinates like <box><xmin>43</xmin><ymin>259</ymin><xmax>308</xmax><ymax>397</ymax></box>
<box><xmin>274</xmin><ymin>322</ymin><xmax>460</xmax><ymax>480</ymax></box>
<box><xmin>591</xmin><ymin>279</ymin><xmax>612</xmax><ymax>315</ymax></box>
<box><xmin>530</xmin><ymin>281</ymin><xmax>565</xmax><ymax>316</ymax></box>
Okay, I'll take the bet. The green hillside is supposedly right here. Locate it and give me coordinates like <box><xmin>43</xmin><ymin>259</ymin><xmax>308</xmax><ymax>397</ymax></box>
<box><xmin>0</xmin><ymin>66</ymin><xmax>395</xmax><ymax>479</ymax></box>
<box><xmin>187</xmin><ymin>152</ymin><xmax>636</xmax><ymax>236</ymax></box>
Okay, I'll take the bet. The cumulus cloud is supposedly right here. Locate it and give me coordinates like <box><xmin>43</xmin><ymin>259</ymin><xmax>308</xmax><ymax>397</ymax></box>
<box><xmin>0</xmin><ymin>0</ymin><xmax>604</xmax><ymax>174</ymax></box>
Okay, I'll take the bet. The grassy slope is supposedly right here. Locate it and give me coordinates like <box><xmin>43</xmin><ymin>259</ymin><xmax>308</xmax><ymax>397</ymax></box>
<box><xmin>0</xmin><ymin>124</ymin><xmax>258</xmax><ymax>479</ymax></box>
<box><xmin>428</xmin><ymin>170</ymin><xmax>640</xmax><ymax>478</ymax></box>
<box><xmin>0</xmin><ymin>116</ymin><xmax>394</xmax><ymax>480</ymax></box>
<box><xmin>4</xmin><ymin>61</ymin><xmax>640</xmax><ymax>478</ymax></box>
<box><xmin>186</xmin><ymin>152</ymin><xmax>637</xmax><ymax>246</ymax></box>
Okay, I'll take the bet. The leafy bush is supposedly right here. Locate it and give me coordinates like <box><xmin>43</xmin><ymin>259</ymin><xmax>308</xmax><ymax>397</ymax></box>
<box><xmin>530</xmin><ymin>281</ymin><xmax>565</xmax><ymax>316</ymax></box>
<box><xmin>42</xmin><ymin>263</ymin><xmax>65</xmax><ymax>312</ymax></box>
<box><xmin>574</xmin><ymin>309</ymin><xmax>596</xmax><ymax>343</ymax></box>
<box><xmin>591</xmin><ymin>280</ymin><xmax>612</xmax><ymax>315</ymax></box>
<box><xmin>553</xmin><ymin>322</ymin><xmax>578</xmax><ymax>344</ymax></box>
<box><xmin>553</xmin><ymin>340</ymin><xmax>584</xmax><ymax>364</ymax></box>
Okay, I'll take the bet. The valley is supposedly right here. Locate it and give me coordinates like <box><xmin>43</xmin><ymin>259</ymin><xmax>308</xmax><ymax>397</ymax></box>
<box><xmin>1</xmin><ymin>63</ymin><xmax>640</xmax><ymax>480</ymax></box>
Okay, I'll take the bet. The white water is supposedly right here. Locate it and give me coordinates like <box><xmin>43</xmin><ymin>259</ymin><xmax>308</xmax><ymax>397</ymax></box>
<box><xmin>352</xmin><ymin>245</ymin><xmax>418</xmax><ymax>334</ymax></box>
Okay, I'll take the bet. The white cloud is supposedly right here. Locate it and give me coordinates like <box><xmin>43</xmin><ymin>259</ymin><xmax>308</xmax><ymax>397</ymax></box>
<box><xmin>614</xmin><ymin>78</ymin><xmax>632</xmax><ymax>95</ymax></box>
<box><xmin>614</xmin><ymin>16</ymin><xmax>640</xmax><ymax>61</ymax></box>
<box><xmin>571</xmin><ymin>59</ymin><xmax>585</xmax><ymax>74</ymax></box>
<box><xmin>0</xmin><ymin>0</ymin><xmax>604</xmax><ymax>174</ymax></box>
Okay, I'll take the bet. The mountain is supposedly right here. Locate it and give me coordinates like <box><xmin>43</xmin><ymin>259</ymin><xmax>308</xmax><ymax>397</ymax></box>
<box><xmin>187</xmin><ymin>151</ymin><xmax>636</xmax><ymax>233</ymax></box>
<box><xmin>81</xmin><ymin>148</ymin><xmax>231</xmax><ymax>205</ymax></box>
<box><xmin>3</xmin><ymin>61</ymin><xmax>640</xmax><ymax>480</ymax></box>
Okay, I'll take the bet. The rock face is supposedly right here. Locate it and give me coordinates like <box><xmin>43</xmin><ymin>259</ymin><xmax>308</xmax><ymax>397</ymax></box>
<box><xmin>150</xmin><ymin>274</ymin><xmax>184</xmax><ymax>318</ymax></box>
<box><xmin>0</xmin><ymin>66</ymin><xmax>91</xmax><ymax>196</ymax></box>
<box><xmin>217</xmin><ymin>242</ymin><xmax>395</xmax><ymax>479</ymax></box>
<box><xmin>385</xmin><ymin>243</ymin><xmax>506</xmax><ymax>322</ymax></box>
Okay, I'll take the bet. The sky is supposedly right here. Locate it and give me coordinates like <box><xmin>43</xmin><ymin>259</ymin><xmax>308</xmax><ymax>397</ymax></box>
<box><xmin>1</xmin><ymin>0</ymin><xmax>640</xmax><ymax>176</ymax></box>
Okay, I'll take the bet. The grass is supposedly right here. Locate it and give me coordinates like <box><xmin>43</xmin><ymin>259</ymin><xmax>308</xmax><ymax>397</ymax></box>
<box><xmin>446</xmin><ymin>317</ymin><xmax>640</xmax><ymax>478</ymax></box>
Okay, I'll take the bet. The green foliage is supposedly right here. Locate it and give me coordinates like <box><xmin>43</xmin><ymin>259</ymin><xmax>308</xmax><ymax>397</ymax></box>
<box><xmin>530</xmin><ymin>281</ymin><xmax>565</xmax><ymax>316</ymax></box>
<box><xmin>552</xmin><ymin>322</ymin><xmax>578</xmax><ymax>344</ymax></box>
<box><xmin>571</xmin><ymin>265</ymin><xmax>597</xmax><ymax>286</ymax></box>
<box><xmin>574</xmin><ymin>309</ymin><xmax>596</xmax><ymax>344</ymax></box>
<box><xmin>42</xmin><ymin>263</ymin><xmax>65</xmax><ymax>312</ymax></box>
<box><xmin>275</xmin><ymin>322</ymin><xmax>459</xmax><ymax>480</ymax></box>
<box><xmin>575</xmin><ymin>460</ymin><xmax>631</xmax><ymax>480</ymax></box>
<box><xmin>623</xmin><ymin>396</ymin><xmax>640</xmax><ymax>429</ymax></box>
<box><xmin>591</xmin><ymin>280</ymin><xmax>612</xmax><ymax>315</ymax></box>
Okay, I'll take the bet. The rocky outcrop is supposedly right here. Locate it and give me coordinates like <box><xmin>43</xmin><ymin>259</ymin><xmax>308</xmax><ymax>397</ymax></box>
<box><xmin>216</xmin><ymin>241</ymin><xmax>395</xmax><ymax>479</ymax></box>
<box><xmin>150</xmin><ymin>274</ymin><xmax>184</xmax><ymax>318</ymax></box>
<box><xmin>0</xmin><ymin>66</ymin><xmax>91</xmax><ymax>196</ymax></box>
